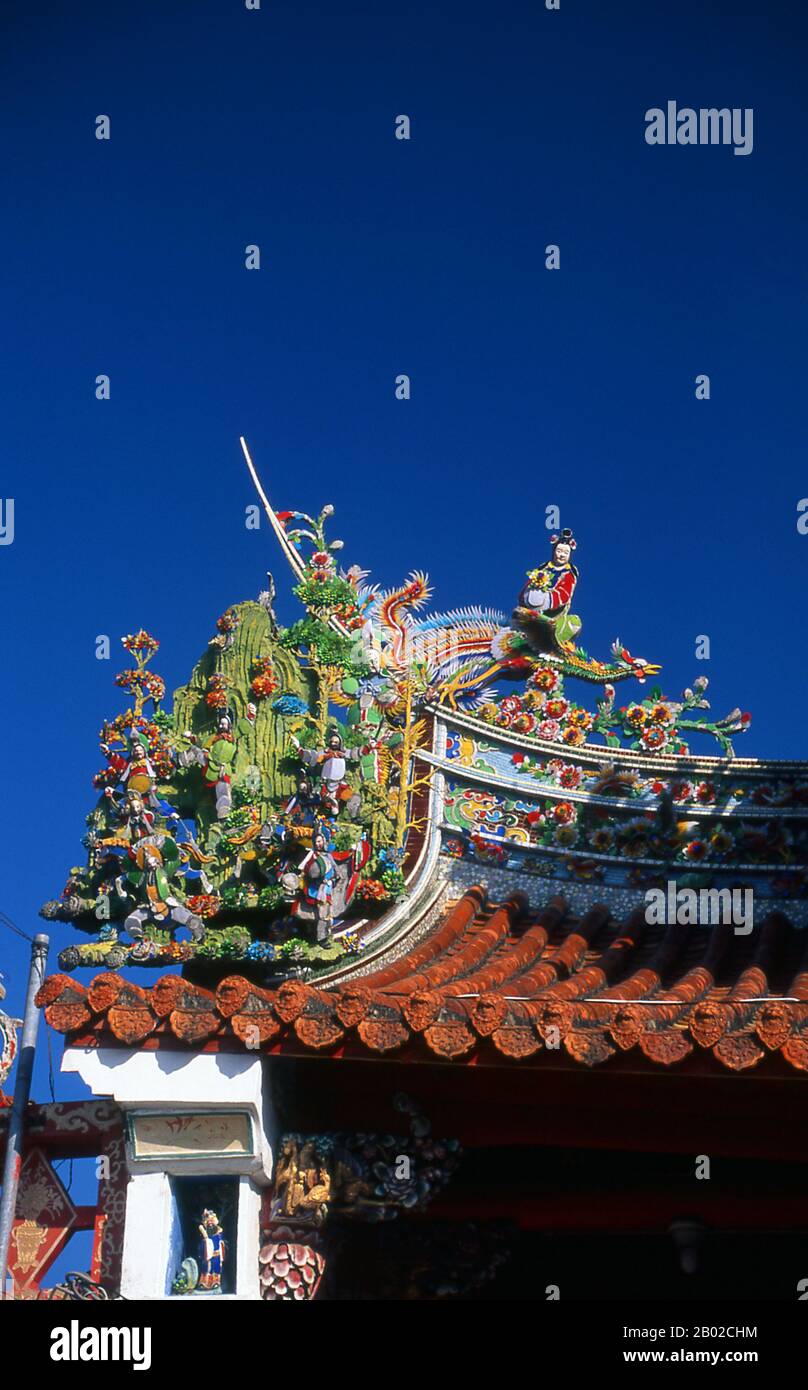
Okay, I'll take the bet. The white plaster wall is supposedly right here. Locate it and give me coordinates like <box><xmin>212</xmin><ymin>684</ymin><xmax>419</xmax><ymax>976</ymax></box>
<box><xmin>119</xmin><ymin>1171</ymin><xmax>176</xmax><ymax>1300</ymax></box>
<box><xmin>234</xmin><ymin>1176</ymin><xmax>262</xmax><ymax>1300</ymax></box>
<box><xmin>63</xmin><ymin>1047</ymin><xmax>276</xmax><ymax>1300</ymax></box>
<box><xmin>62</xmin><ymin>1047</ymin><xmax>275</xmax><ymax>1181</ymax></box>
<box><xmin>63</xmin><ymin>1046</ymin><xmax>265</xmax><ymax>1107</ymax></box>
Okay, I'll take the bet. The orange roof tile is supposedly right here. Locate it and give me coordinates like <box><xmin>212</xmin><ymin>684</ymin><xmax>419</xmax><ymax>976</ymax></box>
<box><xmin>38</xmin><ymin>888</ymin><xmax>808</xmax><ymax>1072</ymax></box>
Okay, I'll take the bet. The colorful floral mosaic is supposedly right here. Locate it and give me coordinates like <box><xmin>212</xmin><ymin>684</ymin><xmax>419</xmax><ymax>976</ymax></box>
<box><xmin>475</xmin><ymin>671</ymin><xmax>750</xmax><ymax>757</ymax></box>
<box><xmin>442</xmin><ymin>778</ymin><xmax>808</xmax><ymax>892</ymax></box>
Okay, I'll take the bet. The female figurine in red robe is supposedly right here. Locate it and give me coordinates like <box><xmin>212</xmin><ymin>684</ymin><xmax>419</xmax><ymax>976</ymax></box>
<box><xmin>515</xmin><ymin>528</ymin><xmax>582</xmax><ymax>650</ymax></box>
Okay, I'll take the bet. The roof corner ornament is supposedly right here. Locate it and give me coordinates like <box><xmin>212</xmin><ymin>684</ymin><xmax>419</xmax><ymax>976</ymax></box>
<box><xmin>241</xmin><ymin>440</ymin><xmax>749</xmax><ymax>754</ymax></box>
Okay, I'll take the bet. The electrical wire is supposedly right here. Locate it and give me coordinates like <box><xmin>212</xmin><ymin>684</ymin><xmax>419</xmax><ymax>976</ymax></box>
<box><xmin>0</xmin><ymin>912</ymin><xmax>34</xmax><ymax>945</ymax></box>
<box><xmin>46</xmin><ymin>1029</ymin><xmax>56</xmax><ymax>1103</ymax></box>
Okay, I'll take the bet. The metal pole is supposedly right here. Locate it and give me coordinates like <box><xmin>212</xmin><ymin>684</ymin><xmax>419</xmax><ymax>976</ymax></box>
<box><xmin>0</xmin><ymin>932</ymin><xmax>49</xmax><ymax>1299</ymax></box>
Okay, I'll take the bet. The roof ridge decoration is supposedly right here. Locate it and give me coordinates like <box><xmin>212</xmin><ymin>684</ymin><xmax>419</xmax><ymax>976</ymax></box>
<box><xmin>242</xmin><ymin>441</ymin><xmax>750</xmax><ymax>756</ymax></box>
<box><xmin>39</xmin><ymin>441</ymin><xmax>753</xmax><ymax>985</ymax></box>
<box><xmin>0</xmin><ymin>1011</ymin><xmax>17</xmax><ymax>1105</ymax></box>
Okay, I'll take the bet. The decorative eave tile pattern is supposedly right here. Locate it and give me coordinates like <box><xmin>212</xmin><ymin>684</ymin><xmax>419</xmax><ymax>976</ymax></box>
<box><xmin>38</xmin><ymin>887</ymin><xmax>808</xmax><ymax>1072</ymax></box>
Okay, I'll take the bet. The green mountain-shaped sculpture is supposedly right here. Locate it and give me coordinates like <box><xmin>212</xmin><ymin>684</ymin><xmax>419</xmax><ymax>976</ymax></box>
<box><xmin>171</xmin><ymin>601</ymin><xmax>313</xmax><ymax>831</ymax></box>
<box><xmin>41</xmin><ymin>592</ymin><xmax>409</xmax><ymax>981</ymax></box>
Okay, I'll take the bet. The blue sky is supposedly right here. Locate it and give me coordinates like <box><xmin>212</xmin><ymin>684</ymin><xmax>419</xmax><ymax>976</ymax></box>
<box><xmin>1</xmin><ymin>0</ymin><xmax>807</xmax><ymax>1124</ymax></box>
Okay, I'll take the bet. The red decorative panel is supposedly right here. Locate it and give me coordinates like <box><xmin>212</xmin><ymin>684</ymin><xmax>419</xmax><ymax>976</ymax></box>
<box><xmin>8</xmin><ymin>1148</ymin><xmax>77</xmax><ymax>1295</ymax></box>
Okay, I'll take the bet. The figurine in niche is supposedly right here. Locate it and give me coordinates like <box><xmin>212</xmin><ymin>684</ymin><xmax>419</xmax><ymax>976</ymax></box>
<box><xmin>291</xmin><ymin>728</ymin><xmax>361</xmax><ymax>820</ymax></box>
<box><xmin>514</xmin><ymin>527</ymin><xmax>582</xmax><ymax>652</ymax></box>
<box><xmin>197</xmin><ymin>1208</ymin><xmax>226</xmax><ymax>1292</ymax></box>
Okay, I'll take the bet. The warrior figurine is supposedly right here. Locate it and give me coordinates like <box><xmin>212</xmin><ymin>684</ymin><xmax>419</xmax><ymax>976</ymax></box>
<box><xmin>291</xmin><ymin>728</ymin><xmax>361</xmax><ymax>819</ymax></box>
<box><xmin>293</xmin><ymin>829</ymin><xmax>338</xmax><ymax>939</ymax></box>
<box><xmin>198</xmin><ymin>1209</ymin><xmax>226</xmax><ymax>1292</ymax></box>
<box><xmin>122</xmin><ymin>838</ymin><xmax>205</xmax><ymax>942</ymax></box>
<box><xmin>280</xmin><ymin>773</ymin><xmax>319</xmax><ymax>842</ymax></box>
<box><xmin>178</xmin><ymin>714</ymin><xmax>236</xmax><ymax>819</ymax></box>
<box><xmin>281</xmin><ymin>827</ymin><xmax>370</xmax><ymax>941</ymax></box>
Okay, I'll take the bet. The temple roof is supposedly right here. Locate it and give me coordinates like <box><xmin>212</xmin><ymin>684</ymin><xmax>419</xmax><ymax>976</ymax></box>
<box><xmin>39</xmin><ymin>885</ymin><xmax>808</xmax><ymax>1073</ymax></box>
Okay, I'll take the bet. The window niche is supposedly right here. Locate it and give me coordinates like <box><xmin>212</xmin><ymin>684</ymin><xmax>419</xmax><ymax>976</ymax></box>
<box><xmin>170</xmin><ymin>1175</ymin><xmax>239</xmax><ymax>1296</ymax></box>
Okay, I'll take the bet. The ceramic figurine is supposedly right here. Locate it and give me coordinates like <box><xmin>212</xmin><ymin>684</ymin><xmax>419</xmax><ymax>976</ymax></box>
<box><xmin>516</xmin><ymin>528</ymin><xmax>581</xmax><ymax>648</ymax></box>
<box><xmin>197</xmin><ymin>1209</ymin><xmax>226</xmax><ymax>1292</ymax></box>
<box><xmin>292</xmin><ymin>728</ymin><xmax>361</xmax><ymax>819</ymax></box>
